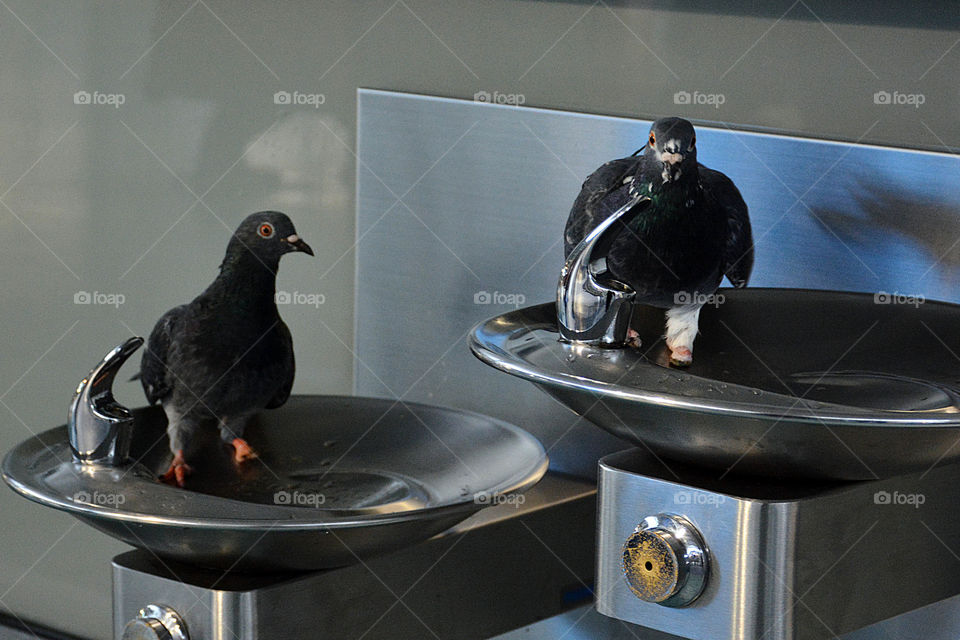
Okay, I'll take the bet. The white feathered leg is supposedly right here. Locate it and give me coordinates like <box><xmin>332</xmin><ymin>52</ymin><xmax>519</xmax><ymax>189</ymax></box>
<box><xmin>160</xmin><ymin>402</ymin><xmax>193</xmax><ymax>486</ymax></box>
<box><xmin>664</xmin><ymin>303</ymin><xmax>703</xmax><ymax>367</ymax></box>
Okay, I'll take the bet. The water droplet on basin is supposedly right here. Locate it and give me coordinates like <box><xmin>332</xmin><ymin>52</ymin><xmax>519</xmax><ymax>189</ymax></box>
<box><xmin>323</xmin><ymin>440</ymin><xmax>338</xmax><ymax>448</ymax></box>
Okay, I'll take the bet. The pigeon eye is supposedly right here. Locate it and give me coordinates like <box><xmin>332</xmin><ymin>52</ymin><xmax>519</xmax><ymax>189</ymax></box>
<box><xmin>258</xmin><ymin>223</ymin><xmax>274</xmax><ymax>238</ymax></box>
<box><xmin>648</xmin><ymin>133</ymin><xmax>656</xmax><ymax>147</ymax></box>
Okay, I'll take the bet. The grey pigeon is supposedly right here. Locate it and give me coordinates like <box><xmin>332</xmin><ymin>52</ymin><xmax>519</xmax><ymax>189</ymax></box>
<box><xmin>140</xmin><ymin>211</ymin><xmax>314</xmax><ymax>486</ymax></box>
<box><xmin>564</xmin><ymin>117</ymin><xmax>753</xmax><ymax>366</ymax></box>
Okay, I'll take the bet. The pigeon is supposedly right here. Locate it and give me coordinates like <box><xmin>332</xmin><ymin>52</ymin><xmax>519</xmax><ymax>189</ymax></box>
<box><xmin>140</xmin><ymin>211</ymin><xmax>314</xmax><ymax>486</ymax></box>
<box><xmin>564</xmin><ymin>117</ymin><xmax>753</xmax><ymax>366</ymax></box>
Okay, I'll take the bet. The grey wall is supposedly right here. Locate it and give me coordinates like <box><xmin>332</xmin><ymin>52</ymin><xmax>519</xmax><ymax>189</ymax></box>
<box><xmin>0</xmin><ymin>1</ymin><xmax>958</xmax><ymax>637</ymax></box>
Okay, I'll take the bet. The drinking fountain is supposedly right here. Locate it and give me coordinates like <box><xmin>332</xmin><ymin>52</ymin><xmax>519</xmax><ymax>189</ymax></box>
<box><xmin>471</xmin><ymin>238</ymin><xmax>960</xmax><ymax>638</ymax></box>
<box><xmin>4</xmin><ymin>339</ymin><xmax>585</xmax><ymax>639</ymax></box>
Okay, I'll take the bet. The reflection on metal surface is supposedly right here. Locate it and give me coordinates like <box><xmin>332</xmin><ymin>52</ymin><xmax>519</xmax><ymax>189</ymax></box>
<box><xmin>470</xmin><ymin>290</ymin><xmax>960</xmax><ymax>480</ymax></box>
<box><xmin>5</xmin><ymin>395</ymin><xmax>547</xmax><ymax>572</ymax></box>
<box><xmin>557</xmin><ymin>194</ymin><xmax>649</xmax><ymax>346</ymax></box>
<box><xmin>121</xmin><ymin>604</ymin><xmax>188</xmax><ymax>640</ymax></box>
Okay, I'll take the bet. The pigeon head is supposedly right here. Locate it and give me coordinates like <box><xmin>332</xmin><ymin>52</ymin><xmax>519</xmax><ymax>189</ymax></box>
<box><xmin>224</xmin><ymin>211</ymin><xmax>314</xmax><ymax>271</ymax></box>
<box><xmin>642</xmin><ymin>117</ymin><xmax>698</xmax><ymax>185</ymax></box>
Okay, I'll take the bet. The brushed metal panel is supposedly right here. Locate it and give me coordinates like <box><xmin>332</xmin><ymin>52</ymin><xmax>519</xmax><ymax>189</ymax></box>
<box><xmin>597</xmin><ymin>450</ymin><xmax>960</xmax><ymax>639</ymax></box>
<box><xmin>354</xmin><ymin>89</ymin><xmax>960</xmax><ymax>478</ymax></box>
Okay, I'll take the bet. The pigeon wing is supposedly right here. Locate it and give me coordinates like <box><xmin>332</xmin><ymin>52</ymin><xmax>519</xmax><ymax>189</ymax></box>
<box><xmin>140</xmin><ymin>305</ymin><xmax>187</xmax><ymax>405</ymax></box>
<box><xmin>266</xmin><ymin>321</ymin><xmax>295</xmax><ymax>409</ymax></box>
<box><xmin>564</xmin><ymin>155</ymin><xmax>642</xmax><ymax>257</ymax></box>
<box><xmin>701</xmin><ymin>166</ymin><xmax>753</xmax><ymax>288</ymax></box>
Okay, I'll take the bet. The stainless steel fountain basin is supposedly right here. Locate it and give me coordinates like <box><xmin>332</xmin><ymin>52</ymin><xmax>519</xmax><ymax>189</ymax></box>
<box><xmin>3</xmin><ymin>395</ymin><xmax>547</xmax><ymax>572</ymax></box>
<box><xmin>469</xmin><ymin>289</ymin><xmax>960</xmax><ymax>480</ymax></box>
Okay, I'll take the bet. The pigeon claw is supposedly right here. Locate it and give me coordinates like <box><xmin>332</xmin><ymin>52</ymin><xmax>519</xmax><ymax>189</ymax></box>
<box><xmin>159</xmin><ymin>450</ymin><xmax>192</xmax><ymax>488</ymax></box>
<box><xmin>230</xmin><ymin>438</ymin><xmax>259</xmax><ymax>463</ymax></box>
<box><xmin>669</xmin><ymin>346</ymin><xmax>693</xmax><ymax>368</ymax></box>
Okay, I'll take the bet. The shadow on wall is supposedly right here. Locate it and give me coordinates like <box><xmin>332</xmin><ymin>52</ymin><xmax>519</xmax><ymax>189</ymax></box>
<box><xmin>808</xmin><ymin>175</ymin><xmax>960</xmax><ymax>296</ymax></box>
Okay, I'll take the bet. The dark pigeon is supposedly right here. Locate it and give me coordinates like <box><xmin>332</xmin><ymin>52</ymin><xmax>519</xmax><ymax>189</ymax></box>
<box><xmin>564</xmin><ymin>117</ymin><xmax>753</xmax><ymax>366</ymax></box>
<box><xmin>140</xmin><ymin>211</ymin><xmax>314</xmax><ymax>486</ymax></box>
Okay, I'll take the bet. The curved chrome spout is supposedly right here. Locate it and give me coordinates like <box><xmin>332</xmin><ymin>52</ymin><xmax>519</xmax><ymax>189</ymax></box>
<box><xmin>557</xmin><ymin>194</ymin><xmax>650</xmax><ymax>346</ymax></box>
<box><xmin>68</xmin><ymin>337</ymin><xmax>143</xmax><ymax>466</ymax></box>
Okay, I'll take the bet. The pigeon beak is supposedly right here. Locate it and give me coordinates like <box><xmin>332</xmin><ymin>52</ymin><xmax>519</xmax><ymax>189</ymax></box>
<box><xmin>285</xmin><ymin>234</ymin><xmax>314</xmax><ymax>256</ymax></box>
<box><xmin>661</xmin><ymin>151</ymin><xmax>684</xmax><ymax>165</ymax></box>
<box><xmin>659</xmin><ymin>151</ymin><xmax>684</xmax><ymax>182</ymax></box>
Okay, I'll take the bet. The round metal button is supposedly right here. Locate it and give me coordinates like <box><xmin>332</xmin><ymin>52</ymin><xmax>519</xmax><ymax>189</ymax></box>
<box><xmin>122</xmin><ymin>604</ymin><xmax>188</xmax><ymax>640</ymax></box>
<box><xmin>622</xmin><ymin>513</ymin><xmax>709</xmax><ymax>607</ymax></box>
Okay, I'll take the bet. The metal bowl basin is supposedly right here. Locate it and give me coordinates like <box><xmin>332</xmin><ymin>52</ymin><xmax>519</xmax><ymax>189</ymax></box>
<box><xmin>469</xmin><ymin>289</ymin><xmax>960</xmax><ymax>480</ymax></box>
<box><xmin>2</xmin><ymin>395</ymin><xmax>547</xmax><ymax>572</ymax></box>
